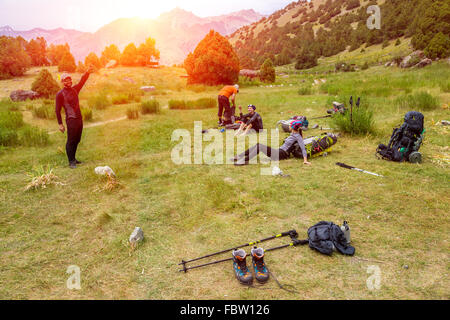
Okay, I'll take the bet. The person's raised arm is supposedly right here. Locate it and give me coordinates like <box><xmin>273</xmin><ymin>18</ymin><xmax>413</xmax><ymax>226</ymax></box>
<box><xmin>73</xmin><ymin>65</ymin><xmax>94</xmax><ymax>93</ymax></box>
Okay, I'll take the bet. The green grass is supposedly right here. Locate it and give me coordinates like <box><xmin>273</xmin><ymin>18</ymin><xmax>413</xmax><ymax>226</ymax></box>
<box><xmin>87</xmin><ymin>93</ymin><xmax>110</xmax><ymax>110</ymax></box>
<box><xmin>169</xmin><ymin>98</ymin><xmax>216</xmax><ymax>110</ymax></box>
<box><xmin>395</xmin><ymin>92</ymin><xmax>440</xmax><ymax>111</ymax></box>
<box><xmin>140</xmin><ymin>100</ymin><xmax>160</xmax><ymax>115</ymax></box>
<box><xmin>0</xmin><ymin>61</ymin><xmax>449</xmax><ymax>300</ymax></box>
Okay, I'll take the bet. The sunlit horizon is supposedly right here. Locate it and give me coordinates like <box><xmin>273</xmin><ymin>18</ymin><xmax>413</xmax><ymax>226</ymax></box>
<box><xmin>0</xmin><ymin>0</ymin><xmax>297</xmax><ymax>32</ymax></box>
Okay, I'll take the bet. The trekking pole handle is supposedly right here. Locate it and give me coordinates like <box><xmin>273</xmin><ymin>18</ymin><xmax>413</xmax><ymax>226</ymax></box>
<box><xmin>280</xmin><ymin>230</ymin><xmax>298</xmax><ymax>238</ymax></box>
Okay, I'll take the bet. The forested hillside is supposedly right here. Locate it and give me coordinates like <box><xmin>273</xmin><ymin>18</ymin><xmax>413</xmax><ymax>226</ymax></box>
<box><xmin>229</xmin><ymin>0</ymin><xmax>450</xmax><ymax>69</ymax></box>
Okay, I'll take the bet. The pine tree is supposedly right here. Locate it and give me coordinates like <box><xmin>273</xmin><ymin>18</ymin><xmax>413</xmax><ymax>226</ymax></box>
<box><xmin>58</xmin><ymin>52</ymin><xmax>76</xmax><ymax>73</ymax></box>
<box><xmin>120</xmin><ymin>43</ymin><xmax>138</xmax><ymax>66</ymax></box>
<box><xmin>84</xmin><ymin>52</ymin><xmax>102</xmax><ymax>71</ymax></box>
<box><xmin>100</xmin><ymin>44</ymin><xmax>121</xmax><ymax>66</ymax></box>
<box><xmin>0</xmin><ymin>36</ymin><xmax>31</xmax><ymax>79</ymax></box>
<box><xmin>424</xmin><ymin>32</ymin><xmax>450</xmax><ymax>59</ymax></box>
<box><xmin>184</xmin><ymin>30</ymin><xmax>240</xmax><ymax>85</ymax></box>
<box><xmin>259</xmin><ymin>58</ymin><xmax>276</xmax><ymax>83</ymax></box>
<box><xmin>31</xmin><ymin>69</ymin><xmax>60</xmax><ymax>98</ymax></box>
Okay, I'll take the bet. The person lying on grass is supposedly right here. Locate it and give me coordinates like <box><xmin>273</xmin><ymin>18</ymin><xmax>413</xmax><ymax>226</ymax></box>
<box><xmin>234</xmin><ymin>105</ymin><xmax>264</xmax><ymax>136</ymax></box>
<box><xmin>232</xmin><ymin>120</ymin><xmax>311</xmax><ymax>166</ymax></box>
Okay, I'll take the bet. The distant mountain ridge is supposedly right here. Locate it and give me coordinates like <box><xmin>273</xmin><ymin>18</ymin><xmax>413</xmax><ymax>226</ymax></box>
<box><xmin>0</xmin><ymin>8</ymin><xmax>265</xmax><ymax>65</ymax></box>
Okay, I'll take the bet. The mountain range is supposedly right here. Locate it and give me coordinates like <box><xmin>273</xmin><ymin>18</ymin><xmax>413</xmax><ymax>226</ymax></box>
<box><xmin>0</xmin><ymin>8</ymin><xmax>265</xmax><ymax>65</ymax></box>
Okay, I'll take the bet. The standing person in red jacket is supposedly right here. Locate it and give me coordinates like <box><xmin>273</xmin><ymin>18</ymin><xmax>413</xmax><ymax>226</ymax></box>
<box><xmin>55</xmin><ymin>65</ymin><xmax>94</xmax><ymax>169</ymax></box>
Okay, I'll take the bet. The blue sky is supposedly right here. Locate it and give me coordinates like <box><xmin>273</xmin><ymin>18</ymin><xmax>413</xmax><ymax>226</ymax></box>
<box><xmin>0</xmin><ymin>0</ymin><xmax>296</xmax><ymax>32</ymax></box>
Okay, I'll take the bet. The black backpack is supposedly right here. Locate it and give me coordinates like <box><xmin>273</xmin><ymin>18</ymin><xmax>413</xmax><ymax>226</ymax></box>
<box><xmin>376</xmin><ymin>111</ymin><xmax>424</xmax><ymax>162</ymax></box>
<box><xmin>307</xmin><ymin>221</ymin><xmax>355</xmax><ymax>256</ymax></box>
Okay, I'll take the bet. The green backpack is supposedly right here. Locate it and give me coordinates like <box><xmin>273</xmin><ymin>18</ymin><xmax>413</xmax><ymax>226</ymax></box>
<box><xmin>291</xmin><ymin>133</ymin><xmax>338</xmax><ymax>159</ymax></box>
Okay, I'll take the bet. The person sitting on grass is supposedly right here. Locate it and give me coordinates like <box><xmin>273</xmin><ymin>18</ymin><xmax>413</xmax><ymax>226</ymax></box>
<box><xmin>234</xmin><ymin>104</ymin><xmax>263</xmax><ymax>136</ymax></box>
<box><xmin>232</xmin><ymin>120</ymin><xmax>311</xmax><ymax>166</ymax></box>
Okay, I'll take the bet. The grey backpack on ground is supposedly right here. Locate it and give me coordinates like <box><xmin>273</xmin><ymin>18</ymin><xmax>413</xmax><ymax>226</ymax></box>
<box><xmin>307</xmin><ymin>221</ymin><xmax>355</xmax><ymax>256</ymax></box>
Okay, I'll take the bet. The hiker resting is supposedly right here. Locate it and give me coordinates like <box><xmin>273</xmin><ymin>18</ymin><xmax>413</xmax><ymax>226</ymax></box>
<box><xmin>234</xmin><ymin>104</ymin><xmax>263</xmax><ymax>136</ymax></box>
<box><xmin>233</xmin><ymin>120</ymin><xmax>311</xmax><ymax>166</ymax></box>
<box><xmin>218</xmin><ymin>84</ymin><xmax>239</xmax><ymax>126</ymax></box>
<box><xmin>55</xmin><ymin>65</ymin><xmax>94</xmax><ymax>169</ymax></box>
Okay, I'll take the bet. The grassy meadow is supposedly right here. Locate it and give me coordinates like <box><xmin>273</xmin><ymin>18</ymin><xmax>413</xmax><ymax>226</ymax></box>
<box><xmin>0</xmin><ymin>58</ymin><xmax>449</xmax><ymax>299</ymax></box>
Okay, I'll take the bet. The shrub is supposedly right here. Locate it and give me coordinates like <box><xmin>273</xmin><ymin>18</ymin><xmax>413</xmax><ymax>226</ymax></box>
<box><xmin>295</xmin><ymin>50</ymin><xmax>318</xmax><ymax>70</ymax></box>
<box><xmin>33</xmin><ymin>104</ymin><xmax>56</xmax><ymax>119</ymax></box>
<box><xmin>259</xmin><ymin>58</ymin><xmax>276</xmax><ymax>83</ymax></box>
<box><xmin>0</xmin><ymin>110</ymin><xmax>24</xmax><ymax>129</ymax></box>
<box><xmin>0</xmin><ymin>110</ymin><xmax>24</xmax><ymax>146</ymax></box>
<box><xmin>335</xmin><ymin>62</ymin><xmax>355</xmax><ymax>72</ymax></box>
<box><xmin>31</xmin><ymin>69</ymin><xmax>60</xmax><ymax>98</ymax></box>
<box><xmin>298</xmin><ymin>86</ymin><xmax>312</xmax><ymax>95</ymax></box>
<box><xmin>395</xmin><ymin>91</ymin><xmax>440</xmax><ymax>111</ymax></box>
<box><xmin>88</xmin><ymin>93</ymin><xmax>110</xmax><ymax>110</ymax></box>
<box><xmin>168</xmin><ymin>100</ymin><xmax>187</xmax><ymax>110</ymax></box>
<box><xmin>140</xmin><ymin>100</ymin><xmax>160</xmax><ymax>114</ymax></box>
<box><xmin>238</xmin><ymin>76</ymin><xmax>262</xmax><ymax>88</ymax></box>
<box><xmin>126</xmin><ymin>107</ymin><xmax>139</xmax><ymax>119</ymax></box>
<box><xmin>127</xmin><ymin>90</ymin><xmax>143</xmax><ymax>103</ymax></box>
<box><xmin>392</xmin><ymin>55</ymin><xmax>403</xmax><ymax>66</ymax></box>
<box><xmin>361</xmin><ymin>62</ymin><xmax>369</xmax><ymax>70</ymax></box>
<box><xmin>0</xmin><ymin>127</ymin><xmax>19</xmax><ymax>146</ymax></box>
<box><xmin>169</xmin><ymin>98</ymin><xmax>216</xmax><ymax>110</ymax></box>
<box><xmin>0</xmin><ymin>99</ymin><xmax>21</xmax><ymax>112</ymax></box>
<box><xmin>424</xmin><ymin>32</ymin><xmax>450</xmax><ymax>60</ymax></box>
<box><xmin>332</xmin><ymin>106</ymin><xmax>375</xmax><ymax>136</ymax></box>
<box><xmin>81</xmin><ymin>106</ymin><xmax>93</xmax><ymax>121</ymax></box>
<box><xmin>188</xmin><ymin>98</ymin><xmax>216</xmax><ymax>109</ymax></box>
<box><xmin>112</xmin><ymin>94</ymin><xmax>129</xmax><ymax>105</ymax></box>
<box><xmin>19</xmin><ymin>126</ymin><xmax>50</xmax><ymax>147</ymax></box>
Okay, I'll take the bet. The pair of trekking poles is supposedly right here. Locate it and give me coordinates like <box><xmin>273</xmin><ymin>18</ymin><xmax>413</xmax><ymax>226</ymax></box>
<box><xmin>179</xmin><ymin>230</ymin><xmax>307</xmax><ymax>273</ymax></box>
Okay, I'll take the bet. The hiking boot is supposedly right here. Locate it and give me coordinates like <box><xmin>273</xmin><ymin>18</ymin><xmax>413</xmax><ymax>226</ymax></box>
<box><xmin>232</xmin><ymin>249</ymin><xmax>253</xmax><ymax>285</ymax></box>
<box><xmin>69</xmin><ymin>161</ymin><xmax>77</xmax><ymax>169</ymax></box>
<box><xmin>251</xmin><ymin>247</ymin><xmax>270</xmax><ymax>283</ymax></box>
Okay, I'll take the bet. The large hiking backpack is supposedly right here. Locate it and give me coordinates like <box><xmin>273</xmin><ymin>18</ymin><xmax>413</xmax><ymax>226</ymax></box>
<box><xmin>288</xmin><ymin>133</ymin><xmax>338</xmax><ymax>159</ymax></box>
<box><xmin>307</xmin><ymin>221</ymin><xmax>355</xmax><ymax>256</ymax></box>
<box><xmin>277</xmin><ymin>116</ymin><xmax>309</xmax><ymax>133</ymax></box>
<box><xmin>376</xmin><ymin>111</ymin><xmax>425</xmax><ymax>163</ymax></box>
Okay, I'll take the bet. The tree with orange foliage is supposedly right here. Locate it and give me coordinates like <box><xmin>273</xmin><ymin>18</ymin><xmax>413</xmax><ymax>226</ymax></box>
<box><xmin>137</xmin><ymin>38</ymin><xmax>160</xmax><ymax>66</ymax></box>
<box><xmin>100</xmin><ymin>44</ymin><xmax>121</xmax><ymax>67</ymax></box>
<box><xmin>84</xmin><ymin>52</ymin><xmax>102</xmax><ymax>71</ymax></box>
<box><xmin>184</xmin><ymin>30</ymin><xmax>240</xmax><ymax>85</ymax></box>
<box><xmin>120</xmin><ymin>43</ymin><xmax>138</xmax><ymax>66</ymax></box>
